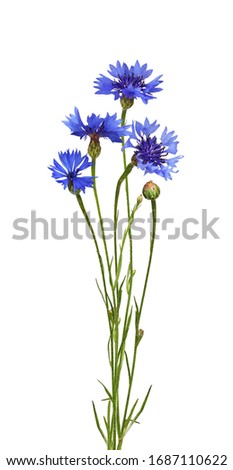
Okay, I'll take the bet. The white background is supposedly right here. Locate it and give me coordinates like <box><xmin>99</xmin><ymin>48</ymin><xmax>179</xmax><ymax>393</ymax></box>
<box><xmin>0</xmin><ymin>0</ymin><xmax>233</xmax><ymax>466</ymax></box>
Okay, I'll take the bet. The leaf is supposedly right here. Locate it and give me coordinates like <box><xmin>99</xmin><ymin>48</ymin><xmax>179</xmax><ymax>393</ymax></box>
<box><xmin>118</xmin><ymin>305</ymin><xmax>132</xmax><ymax>352</ymax></box>
<box><xmin>103</xmin><ymin>416</ymin><xmax>108</xmax><ymax>431</ymax></box>
<box><xmin>125</xmin><ymin>309</ymin><xmax>133</xmax><ymax>336</ymax></box>
<box><xmin>97</xmin><ymin>380</ymin><xmax>113</xmax><ymax>402</ymax></box>
<box><xmin>107</xmin><ymin>337</ymin><xmax>112</xmax><ymax>366</ymax></box>
<box><xmin>126</xmin><ymin>266</ymin><xmax>136</xmax><ymax>294</ymax></box>
<box><xmin>107</xmin><ymin>293</ymin><xmax>114</xmax><ymax>312</ymax></box>
<box><xmin>124</xmin><ymin>351</ymin><xmax>131</xmax><ymax>381</ymax></box>
<box><xmin>127</xmin><ymin>385</ymin><xmax>152</xmax><ymax>434</ymax></box>
<box><xmin>92</xmin><ymin>401</ymin><xmax>107</xmax><ymax>444</ymax></box>
<box><xmin>119</xmin><ymin>276</ymin><xmax>126</xmax><ymax>291</ymax></box>
<box><xmin>95</xmin><ymin>278</ymin><xmax>106</xmax><ymax>305</ymax></box>
<box><xmin>125</xmin><ymin>398</ymin><xmax>139</xmax><ymax>430</ymax></box>
<box><xmin>134</xmin><ymin>296</ymin><xmax>140</xmax><ymax>326</ymax></box>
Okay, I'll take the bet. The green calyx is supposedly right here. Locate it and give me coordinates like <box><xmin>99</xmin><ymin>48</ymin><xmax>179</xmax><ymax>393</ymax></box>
<box><xmin>88</xmin><ymin>137</ymin><xmax>101</xmax><ymax>159</ymax></box>
<box><xmin>120</xmin><ymin>96</ymin><xmax>134</xmax><ymax>110</ymax></box>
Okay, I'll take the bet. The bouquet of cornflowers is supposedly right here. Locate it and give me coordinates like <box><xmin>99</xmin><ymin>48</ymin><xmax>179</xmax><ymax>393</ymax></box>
<box><xmin>49</xmin><ymin>61</ymin><xmax>183</xmax><ymax>450</ymax></box>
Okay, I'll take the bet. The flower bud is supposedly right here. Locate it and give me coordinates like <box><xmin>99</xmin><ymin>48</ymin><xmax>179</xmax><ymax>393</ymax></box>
<box><xmin>137</xmin><ymin>194</ymin><xmax>143</xmax><ymax>206</ymax></box>
<box><xmin>120</xmin><ymin>96</ymin><xmax>134</xmax><ymax>110</ymax></box>
<box><xmin>136</xmin><ymin>328</ymin><xmax>144</xmax><ymax>346</ymax></box>
<box><xmin>143</xmin><ymin>181</ymin><xmax>160</xmax><ymax>200</ymax></box>
<box><xmin>88</xmin><ymin>135</ymin><xmax>101</xmax><ymax>159</ymax></box>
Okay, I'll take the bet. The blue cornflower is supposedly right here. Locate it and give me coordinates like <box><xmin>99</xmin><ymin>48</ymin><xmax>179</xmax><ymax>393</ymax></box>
<box><xmin>125</xmin><ymin>119</ymin><xmax>183</xmax><ymax>180</ymax></box>
<box><xmin>63</xmin><ymin>108</ymin><xmax>130</xmax><ymax>158</ymax></box>
<box><xmin>94</xmin><ymin>61</ymin><xmax>163</xmax><ymax>108</ymax></box>
<box><xmin>48</xmin><ymin>150</ymin><xmax>95</xmax><ymax>193</ymax></box>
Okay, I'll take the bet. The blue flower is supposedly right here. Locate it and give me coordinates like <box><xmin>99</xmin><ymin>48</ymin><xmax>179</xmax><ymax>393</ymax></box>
<box><xmin>63</xmin><ymin>108</ymin><xmax>129</xmax><ymax>142</ymax></box>
<box><xmin>94</xmin><ymin>61</ymin><xmax>163</xmax><ymax>105</ymax></box>
<box><xmin>63</xmin><ymin>108</ymin><xmax>130</xmax><ymax>158</ymax></box>
<box><xmin>125</xmin><ymin>119</ymin><xmax>183</xmax><ymax>180</ymax></box>
<box><xmin>48</xmin><ymin>150</ymin><xmax>95</xmax><ymax>193</ymax></box>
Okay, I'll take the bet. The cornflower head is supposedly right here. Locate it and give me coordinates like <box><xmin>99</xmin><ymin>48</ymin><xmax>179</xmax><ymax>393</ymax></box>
<box><xmin>48</xmin><ymin>150</ymin><xmax>95</xmax><ymax>193</ymax></box>
<box><xmin>94</xmin><ymin>60</ymin><xmax>163</xmax><ymax>109</ymax></box>
<box><xmin>125</xmin><ymin>118</ymin><xmax>183</xmax><ymax>180</ymax></box>
<box><xmin>63</xmin><ymin>108</ymin><xmax>130</xmax><ymax>158</ymax></box>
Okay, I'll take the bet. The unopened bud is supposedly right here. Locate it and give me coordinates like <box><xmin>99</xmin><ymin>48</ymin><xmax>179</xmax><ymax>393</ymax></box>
<box><xmin>137</xmin><ymin>194</ymin><xmax>143</xmax><ymax>206</ymax></box>
<box><xmin>143</xmin><ymin>181</ymin><xmax>160</xmax><ymax>200</ymax></box>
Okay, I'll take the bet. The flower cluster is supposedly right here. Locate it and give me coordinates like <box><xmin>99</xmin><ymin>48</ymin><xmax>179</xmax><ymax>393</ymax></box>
<box><xmin>49</xmin><ymin>60</ymin><xmax>183</xmax><ymax>191</ymax></box>
<box><xmin>48</xmin><ymin>60</ymin><xmax>184</xmax><ymax>451</ymax></box>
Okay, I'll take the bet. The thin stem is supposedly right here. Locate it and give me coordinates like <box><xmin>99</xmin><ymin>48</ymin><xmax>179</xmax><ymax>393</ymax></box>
<box><xmin>138</xmin><ymin>199</ymin><xmax>157</xmax><ymax>319</ymax></box>
<box><xmin>75</xmin><ymin>192</ymin><xmax>109</xmax><ymax>311</ymax></box>
<box><xmin>121</xmin><ymin>109</ymin><xmax>133</xmax><ymax>301</ymax></box>
<box><xmin>76</xmin><ymin>191</ymin><xmax>115</xmax><ymax>447</ymax></box>
<box><xmin>91</xmin><ymin>160</ymin><xmax>117</xmax><ymax>448</ymax></box>
<box><xmin>112</xmin><ymin>161</ymin><xmax>133</xmax><ymax>448</ymax></box>
<box><xmin>113</xmin><ymin>163</ymin><xmax>134</xmax><ymax>288</ymax></box>
<box><xmin>91</xmin><ymin>161</ymin><xmax>116</xmax><ymax>298</ymax></box>
<box><xmin>119</xmin><ymin>199</ymin><xmax>157</xmax><ymax>445</ymax></box>
<box><xmin>109</xmin><ymin>109</ymin><xmax>135</xmax><ymax>449</ymax></box>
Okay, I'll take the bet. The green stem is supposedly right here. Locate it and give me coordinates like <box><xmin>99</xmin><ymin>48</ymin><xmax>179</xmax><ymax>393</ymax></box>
<box><xmin>91</xmin><ymin>161</ymin><xmax>116</xmax><ymax>299</ymax></box>
<box><xmin>75</xmin><ymin>192</ymin><xmax>109</xmax><ymax>311</ymax></box>
<box><xmin>121</xmin><ymin>109</ymin><xmax>133</xmax><ymax>300</ymax></box>
<box><xmin>112</xmin><ymin>161</ymin><xmax>133</xmax><ymax>448</ymax></box>
<box><xmin>110</xmin><ymin>109</ymin><xmax>135</xmax><ymax>450</ymax></box>
<box><xmin>138</xmin><ymin>199</ymin><xmax>157</xmax><ymax>320</ymax></box>
<box><xmin>76</xmin><ymin>191</ymin><xmax>115</xmax><ymax>447</ymax></box>
<box><xmin>119</xmin><ymin>199</ymin><xmax>157</xmax><ymax>446</ymax></box>
<box><xmin>113</xmin><ymin>163</ymin><xmax>134</xmax><ymax>287</ymax></box>
<box><xmin>115</xmin><ymin>109</ymin><xmax>134</xmax><ymax>449</ymax></box>
<box><xmin>91</xmin><ymin>160</ymin><xmax>117</xmax><ymax>448</ymax></box>
<box><xmin>90</xmin><ymin>163</ymin><xmax>120</xmax><ymax>449</ymax></box>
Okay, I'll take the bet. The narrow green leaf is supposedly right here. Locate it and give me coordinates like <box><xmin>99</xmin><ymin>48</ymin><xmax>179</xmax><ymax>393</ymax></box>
<box><xmin>135</xmin><ymin>385</ymin><xmax>152</xmax><ymax>418</ymax></box>
<box><xmin>97</xmin><ymin>380</ymin><xmax>113</xmax><ymax>402</ymax></box>
<box><xmin>119</xmin><ymin>275</ymin><xmax>126</xmax><ymax>291</ymax></box>
<box><xmin>107</xmin><ymin>293</ymin><xmax>114</xmax><ymax>312</ymax></box>
<box><xmin>108</xmin><ymin>257</ymin><xmax>114</xmax><ymax>285</ymax></box>
<box><xmin>127</xmin><ymin>385</ymin><xmax>152</xmax><ymax>434</ymax></box>
<box><xmin>117</xmin><ymin>287</ymin><xmax>123</xmax><ymax>311</ymax></box>
<box><xmin>125</xmin><ymin>398</ymin><xmax>139</xmax><ymax>429</ymax></box>
<box><xmin>92</xmin><ymin>401</ymin><xmax>107</xmax><ymax>444</ymax></box>
<box><xmin>134</xmin><ymin>296</ymin><xmax>140</xmax><ymax>326</ymax></box>
<box><xmin>124</xmin><ymin>351</ymin><xmax>131</xmax><ymax>381</ymax></box>
<box><xmin>125</xmin><ymin>309</ymin><xmax>133</xmax><ymax>336</ymax></box>
<box><xmin>103</xmin><ymin>416</ymin><xmax>108</xmax><ymax>431</ymax></box>
<box><xmin>118</xmin><ymin>306</ymin><xmax>133</xmax><ymax>360</ymax></box>
<box><xmin>95</xmin><ymin>278</ymin><xmax>106</xmax><ymax>305</ymax></box>
<box><xmin>115</xmin><ymin>276</ymin><xmax>126</xmax><ymax>312</ymax></box>
<box><xmin>126</xmin><ymin>268</ymin><xmax>136</xmax><ymax>294</ymax></box>
<box><xmin>107</xmin><ymin>337</ymin><xmax>112</xmax><ymax>366</ymax></box>
<box><xmin>107</xmin><ymin>399</ymin><xmax>111</xmax><ymax>429</ymax></box>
